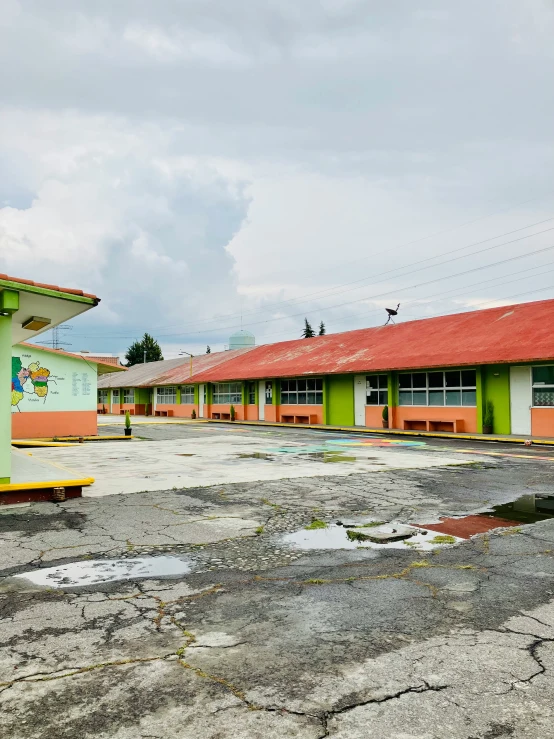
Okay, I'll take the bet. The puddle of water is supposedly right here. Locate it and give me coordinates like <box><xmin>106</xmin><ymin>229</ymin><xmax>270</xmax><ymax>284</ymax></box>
<box><xmin>281</xmin><ymin>522</ymin><xmax>462</xmax><ymax>551</ymax></box>
<box><xmin>421</xmin><ymin>494</ymin><xmax>554</xmax><ymax>539</ymax></box>
<box><xmin>14</xmin><ymin>556</ymin><xmax>192</xmax><ymax>589</ymax></box>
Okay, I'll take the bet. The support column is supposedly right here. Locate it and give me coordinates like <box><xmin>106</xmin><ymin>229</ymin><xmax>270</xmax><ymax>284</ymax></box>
<box><xmin>0</xmin><ymin>314</ymin><xmax>12</xmax><ymax>483</ymax></box>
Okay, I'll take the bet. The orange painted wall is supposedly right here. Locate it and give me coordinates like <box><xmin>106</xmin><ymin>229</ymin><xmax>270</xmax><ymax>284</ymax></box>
<box><xmin>394</xmin><ymin>406</ymin><xmax>477</xmax><ymax>433</ymax></box>
<box><xmin>209</xmin><ymin>403</ymin><xmax>245</xmax><ymax>420</ymax></box>
<box><xmin>365</xmin><ymin>406</ymin><xmax>386</xmax><ymax>428</ymax></box>
<box><xmin>245</xmin><ymin>404</ymin><xmax>259</xmax><ymax>421</ymax></box>
<box><xmin>531</xmin><ymin>408</ymin><xmax>554</xmax><ymax>437</ymax></box>
<box><xmin>155</xmin><ymin>403</ymin><xmax>198</xmax><ymax>418</ymax></box>
<box><xmin>12</xmin><ymin>411</ymin><xmax>98</xmax><ymax>439</ymax></box>
<box><xmin>278</xmin><ymin>405</ymin><xmax>323</xmax><ymax>424</ymax></box>
<box><xmin>264</xmin><ymin>405</ymin><xmax>277</xmax><ymax>422</ymax></box>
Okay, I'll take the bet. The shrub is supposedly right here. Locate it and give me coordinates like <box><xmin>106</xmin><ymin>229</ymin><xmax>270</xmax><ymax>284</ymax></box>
<box><xmin>483</xmin><ymin>400</ymin><xmax>494</xmax><ymax>429</ymax></box>
<box><xmin>191</xmin><ymin>409</ymin><xmax>196</xmax><ymax>419</ymax></box>
<box><xmin>124</xmin><ymin>410</ymin><xmax>131</xmax><ymax>429</ymax></box>
<box><xmin>230</xmin><ymin>404</ymin><xmax>236</xmax><ymax>421</ymax></box>
<box><xmin>382</xmin><ymin>405</ymin><xmax>389</xmax><ymax>422</ymax></box>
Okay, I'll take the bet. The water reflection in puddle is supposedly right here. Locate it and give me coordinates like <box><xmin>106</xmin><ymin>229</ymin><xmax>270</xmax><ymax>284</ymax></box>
<box><xmin>14</xmin><ymin>556</ymin><xmax>192</xmax><ymax>589</ymax></box>
<box><xmin>282</xmin><ymin>522</ymin><xmax>461</xmax><ymax>551</ymax></box>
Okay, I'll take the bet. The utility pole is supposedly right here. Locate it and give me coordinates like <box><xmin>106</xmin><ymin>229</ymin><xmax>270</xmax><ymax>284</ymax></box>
<box><xmin>144</xmin><ymin>349</ymin><xmax>147</xmax><ymax>364</ymax></box>
<box><xmin>179</xmin><ymin>350</ymin><xmax>194</xmax><ymax>378</ymax></box>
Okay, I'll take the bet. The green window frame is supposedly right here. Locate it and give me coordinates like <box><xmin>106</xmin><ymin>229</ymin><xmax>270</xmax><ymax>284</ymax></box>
<box><xmin>248</xmin><ymin>382</ymin><xmax>256</xmax><ymax>405</ymax></box>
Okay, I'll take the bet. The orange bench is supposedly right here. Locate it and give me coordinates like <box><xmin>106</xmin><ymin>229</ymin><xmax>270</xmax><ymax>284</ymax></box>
<box><xmin>155</xmin><ymin>410</ymin><xmax>174</xmax><ymax>417</ymax></box>
<box><xmin>403</xmin><ymin>419</ymin><xmax>463</xmax><ymax>433</ymax></box>
<box><xmin>212</xmin><ymin>412</ymin><xmax>231</xmax><ymax>420</ymax></box>
<box><xmin>120</xmin><ymin>409</ymin><xmax>135</xmax><ymax>415</ymax></box>
<box><xmin>281</xmin><ymin>414</ymin><xmax>319</xmax><ymax>424</ymax></box>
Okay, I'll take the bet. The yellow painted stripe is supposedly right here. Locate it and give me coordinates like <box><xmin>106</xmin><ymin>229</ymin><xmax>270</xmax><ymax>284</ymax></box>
<box><xmin>204</xmin><ymin>419</ymin><xmax>554</xmax><ymax>445</ymax></box>
<box><xmin>97</xmin><ymin>420</ymin><xmax>208</xmax><ymax>426</ymax></box>
<box><xmin>0</xmin><ymin>477</ymin><xmax>95</xmax><ymax>492</ymax></box>
<box><xmin>12</xmin><ymin>441</ymin><xmax>76</xmax><ymax>448</ymax></box>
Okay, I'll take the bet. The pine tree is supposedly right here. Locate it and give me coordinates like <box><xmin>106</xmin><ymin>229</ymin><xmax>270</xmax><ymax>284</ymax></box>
<box><xmin>302</xmin><ymin>319</ymin><xmax>315</xmax><ymax>338</ymax></box>
<box><xmin>206</xmin><ymin>345</ymin><xmax>211</xmax><ymax>354</ymax></box>
<box><xmin>318</xmin><ymin>321</ymin><xmax>326</xmax><ymax>336</ymax></box>
<box><xmin>125</xmin><ymin>333</ymin><xmax>163</xmax><ymax>367</ymax></box>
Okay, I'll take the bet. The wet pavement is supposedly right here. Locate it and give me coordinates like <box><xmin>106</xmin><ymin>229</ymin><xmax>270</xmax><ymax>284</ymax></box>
<box><xmin>2</xmin><ymin>423</ymin><xmax>554</xmax><ymax>737</ymax></box>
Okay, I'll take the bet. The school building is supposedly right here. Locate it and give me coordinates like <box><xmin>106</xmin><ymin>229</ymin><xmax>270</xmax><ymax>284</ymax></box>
<box><xmin>98</xmin><ymin>299</ymin><xmax>554</xmax><ymax>438</ymax></box>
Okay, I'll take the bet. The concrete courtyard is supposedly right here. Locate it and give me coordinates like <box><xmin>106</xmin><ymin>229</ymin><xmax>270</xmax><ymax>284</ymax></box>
<box><xmin>2</xmin><ymin>422</ymin><xmax>554</xmax><ymax>738</ymax></box>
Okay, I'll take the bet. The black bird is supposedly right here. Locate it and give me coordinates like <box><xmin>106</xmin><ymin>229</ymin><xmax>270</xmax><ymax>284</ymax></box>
<box><xmin>384</xmin><ymin>303</ymin><xmax>400</xmax><ymax>325</ymax></box>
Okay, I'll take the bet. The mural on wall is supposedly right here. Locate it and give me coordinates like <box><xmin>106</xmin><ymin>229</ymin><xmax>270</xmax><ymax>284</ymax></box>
<box><xmin>11</xmin><ymin>348</ymin><xmax>95</xmax><ymax>414</ymax></box>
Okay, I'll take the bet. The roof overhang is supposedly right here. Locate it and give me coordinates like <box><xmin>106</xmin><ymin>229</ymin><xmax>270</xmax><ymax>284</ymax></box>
<box><xmin>0</xmin><ymin>277</ymin><xmax>98</xmax><ymax>346</ymax></box>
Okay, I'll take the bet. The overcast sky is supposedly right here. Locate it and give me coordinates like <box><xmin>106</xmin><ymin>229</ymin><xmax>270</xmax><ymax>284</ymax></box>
<box><xmin>1</xmin><ymin>0</ymin><xmax>554</xmax><ymax>358</ymax></box>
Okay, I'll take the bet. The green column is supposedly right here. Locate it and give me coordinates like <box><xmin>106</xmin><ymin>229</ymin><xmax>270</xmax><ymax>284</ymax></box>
<box><xmin>475</xmin><ymin>367</ymin><xmax>483</xmax><ymax>433</ymax></box>
<box><xmin>322</xmin><ymin>376</ymin><xmax>329</xmax><ymax>425</ymax></box>
<box><xmin>272</xmin><ymin>379</ymin><xmax>279</xmax><ymax>406</ymax></box>
<box><xmin>176</xmin><ymin>386</ymin><xmax>181</xmax><ymax>404</ymax></box>
<box><xmin>388</xmin><ymin>372</ymin><xmax>398</xmax><ymax>429</ymax></box>
<box><xmin>0</xmin><ymin>315</ymin><xmax>12</xmax><ymax>483</ymax></box>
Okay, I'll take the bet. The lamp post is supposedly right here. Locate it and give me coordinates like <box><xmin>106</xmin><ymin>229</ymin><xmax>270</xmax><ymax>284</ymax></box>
<box><xmin>179</xmin><ymin>350</ymin><xmax>194</xmax><ymax>378</ymax></box>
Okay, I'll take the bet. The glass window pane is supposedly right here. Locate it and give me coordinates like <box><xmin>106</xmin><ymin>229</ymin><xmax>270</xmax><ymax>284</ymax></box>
<box><xmin>533</xmin><ymin>366</ymin><xmax>554</xmax><ymax>385</ymax></box>
<box><xmin>462</xmin><ymin>390</ymin><xmax>476</xmax><ymax>406</ymax></box>
<box><xmin>446</xmin><ymin>390</ymin><xmax>461</xmax><ymax>406</ymax></box>
<box><xmin>399</xmin><ymin>391</ymin><xmax>412</xmax><ymax>405</ymax></box>
<box><xmin>307</xmin><ymin>379</ymin><xmax>316</xmax><ymax>391</ymax></box>
<box><xmin>378</xmin><ymin>390</ymin><xmax>388</xmax><ymax>405</ymax></box>
<box><xmin>412</xmin><ymin>373</ymin><xmax>426</xmax><ymax>389</ymax></box>
<box><xmin>461</xmin><ymin>370</ymin><xmax>476</xmax><ymax>388</ymax></box>
<box><xmin>534</xmin><ymin>389</ymin><xmax>554</xmax><ymax>406</ymax></box>
<box><xmin>412</xmin><ymin>391</ymin><xmax>427</xmax><ymax>405</ymax></box>
<box><xmin>298</xmin><ymin>379</ymin><xmax>307</xmax><ymax>391</ymax></box>
<box><xmin>399</xmin><ymin>374</ymin><xmax>412</xmax><ymax>389</ymax></box>
<box><xmin>315</xmin><ymin>392</ymin><xmax>323</xmax><ymax>404</ymax></box>
<box><xmin>307</xmin><ymin>392</ymin><xmax>316</xmax><ymax>404</ymax></box>
<box><xmin>428</xmin><ymin>372</ymin><xmax>444</xmax><ymax>388</ymax></box>
<box><xmin>445</xmin><ymin>371</ymin><xmax>461</xmax><ymax>388</ymax></box>
<box><xmin>366</xmin><ymin>390</ymin><xmax>377</xmax><ymax>405</ymax></box>
<box><xmin>281</xmin><ymin>380</ymin><xmax>289</xmax><ymax>391</ymax></box>
<box><xmin>315</xmin><ymin>379</ymin><xmax>323</xmax><ymax>390</ymax></box>
<box><xmin>368</xmin><ymin>375</ymin><xmax>379</xmax><ymax>389</ymax></box>
<box><xmin>379</xmin><ymin>375</ymin><xmax>388</xmax><ymax>390</ymax></box>
<box><xmin>298</xmin><ymin>392</ymin><xmax>307</xmax><ymax>404</ymax></box>
<box><xmin>428</xmin><ymin>390</ymin><xmax>444</xmax><ymax>406</ymax></box>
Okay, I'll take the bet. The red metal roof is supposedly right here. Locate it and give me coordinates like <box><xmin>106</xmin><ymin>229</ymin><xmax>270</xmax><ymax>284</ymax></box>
<box><xmin>190</xmin><ymin>299</ymin><xmax>554</xmax><ymax>382</ymax></box>
<box><xmin>0</xmin><ymin>273</ymin><xmax>99</xmax><ymax>301</ymax></box>
<box><xmin>156</xmin><ymin>348</ymin><xmax>255</xmax><ymax>385</ymax></box>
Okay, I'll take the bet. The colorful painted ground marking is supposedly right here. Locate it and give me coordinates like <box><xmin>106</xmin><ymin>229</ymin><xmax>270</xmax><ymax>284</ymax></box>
<box><xmin>327</xmin><ymin>438</ymin><xmax>427</xmax><ymax>448</ymax></box>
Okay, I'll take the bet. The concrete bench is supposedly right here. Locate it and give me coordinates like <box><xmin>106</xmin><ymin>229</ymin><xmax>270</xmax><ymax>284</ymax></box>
<box><xmin>154</xmin><ymin>410</ymin><xmax>174</xmax><ymax>417</ymax></box>
<box><xmin>403</xmin><ymin>419</ymin><xmax>463</xmax><ymax>433</ymax></box>
<box><xmin>281</xmin><ymin>414</ymin><xmax>318</xmax><ymax>424</ymax></box>
<box><xmin>120</xmin><ymin>409</ymin><xmax>135</xmax><ymax>415</ymax></box>
<box><xmin>212</xmin><ymin>412</ymin><xmax>231</xmax><ymax>420</ymax></box>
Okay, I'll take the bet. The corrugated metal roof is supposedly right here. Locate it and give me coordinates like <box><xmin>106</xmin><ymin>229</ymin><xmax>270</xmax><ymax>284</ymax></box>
<box><xmin>97</xmin><ymin>348</ymin><xmax>254</xmax><ymax>388</ymax></box>
<box><xmin>188</xmin><ymin>299</ymin><xmax>554</xmax><ymax>383</ymax></box>
<box><xmin>0</xmin><ymin>273</ymin><xmax>98</xmax><ymax>301</ymax></box>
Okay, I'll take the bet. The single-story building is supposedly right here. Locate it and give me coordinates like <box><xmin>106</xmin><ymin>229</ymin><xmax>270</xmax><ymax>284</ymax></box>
<box><xmin>1</xmin><ymin>273</ymin><xmax>102</xmax><ymax>485</ymax></box>
<box><xmin>98</xmin><ymin>299</ymin><xmax>554</xmax><ymax>437</ymax></box>
<box><xmin>12</xmin><ymin>343</ymin><xmax>125</xmax><ymax>439</ymax></box>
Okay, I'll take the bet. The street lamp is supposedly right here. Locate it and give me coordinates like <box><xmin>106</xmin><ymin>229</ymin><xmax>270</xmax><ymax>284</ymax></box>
<box><xmin>179</xmin><ymin>350</ymin><xmax>194</xmax><ymax>378</ymax></box>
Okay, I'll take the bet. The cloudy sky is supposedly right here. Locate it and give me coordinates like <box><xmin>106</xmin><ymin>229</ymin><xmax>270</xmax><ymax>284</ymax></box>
<box><xmin>1</xmin><ymin>0</ymin><xmax>554</xmax><ymax>359</ymax></box>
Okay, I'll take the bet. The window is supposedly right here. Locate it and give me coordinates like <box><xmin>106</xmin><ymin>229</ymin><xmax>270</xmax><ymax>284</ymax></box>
<box><xmin>123</xmin><ymin>388</ymin><xmax>135</xmax><ymax>404</ymax></box>
<box><xmin>213</xmin><ymin>382</ymin><xmax>242</xmax><ymax>404</ymax></box>
<box><xmin>280</xmin><ymin>378</ymin><xmax>323</xmax><ymax>405</ymax></box>
<box><xmin>533</xmin><ymin>366</ymin><xmax>554</xmax><ymax>407</ymax></box>
<box><xmin>98</xmin><ymin>389</ymin><xmax>108</xmax><ymax>404</ymax></box>
<box><xmin>157</xmin><ymin>386</ymin><xmax>177</xmax><ymax>404</ymax></box>
<box><xmin>248</xmin><ymin>382</ymin><xmax>256</xmax><ymax>405</ymax></box>
<box><xmin>181</xmin><ymin>385</ymin><xmax>195</xmax><ymax>404</ymax></box>
<box><xmin>398</xmin><ymin>370</ymin><xmax>477</xmax><ymax>407</ymax></box>
<box><xmin>112</xmin><ymin>389</ymin><xmax>120</xmax><ymax>404</ymax></box>
<box><xmin>265</xmin><ymin>381</ymin><xmax>273</xmax><ymax>404</ymax></box>
<box><xmin>366</xmin><ymin>375</ymin><xmax>388</xmax><ymax>405</ymax></box>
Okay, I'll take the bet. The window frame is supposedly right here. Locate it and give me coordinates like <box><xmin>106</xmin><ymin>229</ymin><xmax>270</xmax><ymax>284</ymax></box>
<box><xmin>122</xmin><ymin>388</ymin><xmax>135</xmax><ymax>404</ymax></box>
<box><xmin>212</xmin><ymin>382</ymin><xmax>243</xmax><ymax>405</ymax></box>
<box><xmin>398</xmin><ymin>370</ymin><xmax>477</xmax><ymax>407</ymax></box>
<box><xmin>280</xmin><ymin>377</ymin><xmax>323</xmax><ymax>405</ymax></box>
<box><xmin>98</xmin><ymin>389</ymin><xmax>108</xmax><ymax>404</ymax></box>
<box><xmin>248</xmin><ymin>381</ymin><xmax>256</xmax><ymax>405</ymax></box>
<box><xmin>156</xmin><ymin>386</ymin><xmax>177</xmax><ymax>405</ymax></box>
<box><xmin>112</xmin><ymin>389</ymin><xmax>120</xmax><ymax>403</ymax></box>
<box><xmin>181</xmin><ymin>385</ymin><xmax>195</xmax><ymax>404</ymax></box>
<box><xmin>532</xmin><ymin>366</ymin><xmax>554</xmax><ymax>407</ymax></box>
<box><xmin>365</xmin><ymin>374</ymin><xmax>388</xmax><ymax>406</ymax></box>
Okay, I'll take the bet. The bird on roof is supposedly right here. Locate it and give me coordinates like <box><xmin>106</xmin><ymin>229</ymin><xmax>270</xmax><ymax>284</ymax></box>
<box><xmin>384</xmin><ymin>303</ymin><xmax>400</xmax><ymax>325</ymax></box>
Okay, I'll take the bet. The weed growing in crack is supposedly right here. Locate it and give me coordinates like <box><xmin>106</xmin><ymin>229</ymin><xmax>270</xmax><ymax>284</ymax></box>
<box><xmin>305</xmin><ymin>520</ymin><xmax>328</xmax><ymax>530</ymax></box>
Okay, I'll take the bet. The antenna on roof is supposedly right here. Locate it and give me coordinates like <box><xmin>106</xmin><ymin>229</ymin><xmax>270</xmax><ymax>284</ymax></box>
<box><xmin>384</xmin><ymin>304</ymin><xmax>400</xmax><ymax>326</ymax></box>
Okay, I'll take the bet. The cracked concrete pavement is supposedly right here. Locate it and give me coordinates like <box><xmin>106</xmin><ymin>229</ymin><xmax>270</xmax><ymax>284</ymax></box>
<box><xmin>2</xmin><ymin>423</ymin><xmax>554</xmax><ymax>737</ymax></box>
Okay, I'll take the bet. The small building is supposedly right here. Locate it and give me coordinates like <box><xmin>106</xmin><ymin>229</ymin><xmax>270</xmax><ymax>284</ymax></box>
<box><xmin>12</xmin><ymin>343</ymin><xmax>124</xmax><ymax>439</ymax></box>
<box><xmin>101</xmin><ymin>299</ymin><xmax>554</xmax><ymax>437</ymax></box>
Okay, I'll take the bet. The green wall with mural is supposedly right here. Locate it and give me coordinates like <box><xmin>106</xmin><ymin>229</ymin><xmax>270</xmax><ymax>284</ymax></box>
<box><xmin>482</xmin><ymin>364</ymin><xmax>511</xmax><ymax>434</ymax></box>
<box><xmin>327</xmin><ymin>375</ymin><xmax>354</xmax><ymax>426</ymax></box>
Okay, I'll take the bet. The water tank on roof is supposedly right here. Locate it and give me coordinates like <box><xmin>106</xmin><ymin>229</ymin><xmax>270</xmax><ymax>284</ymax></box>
<box><xmin>228</xmin><ymin>330</ymin><xmax>255</xmax><ymax>350</ymax></box>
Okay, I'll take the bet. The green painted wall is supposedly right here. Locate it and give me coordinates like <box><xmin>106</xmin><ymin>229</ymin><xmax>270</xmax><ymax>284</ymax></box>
<box><xmin>482</xmin><ymin>365</ymin><xmax>511</xmax><ymax>434</ymax></box>
<box><xmin>0</xmin><ymin>315</ymin><xmax>11</xmax><ymax>482</ymax></box>
<box><xmin>327</xmin><ymin>375</ymin><xmax>354</xmax><ymax>426</ymax></box>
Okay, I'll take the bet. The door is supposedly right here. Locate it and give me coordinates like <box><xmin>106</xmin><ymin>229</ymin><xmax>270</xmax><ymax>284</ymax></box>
<box><xmin>354</xmin><ymin>375</ymin><xmax>366</xmax><ymax>426</ymax></box>
<box><xmin>199</xmin><ymin>384</ymin><xmax>205</xmax><ymax>418</ymax></box>
<box><xmin>258</xmin><ymin>380</ymin><xmax>265</xmax><ymax>421</ymax></box>
<box><xmin>510</xmin><ymin>366</ymin><xmax>532</xmax><ymax>435</ymax></box>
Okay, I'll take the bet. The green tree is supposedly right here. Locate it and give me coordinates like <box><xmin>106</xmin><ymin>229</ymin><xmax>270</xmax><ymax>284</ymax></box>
<box><xmin>125</xmin><ymin>333</ymin><xmax>164</xmax><ymax>367</ymax></box>
<box><xmin>302</xmin><ymin>319</ymin><xmax>315</xmax><ymax>338</ymax></box>
<box><xmin>318</xmin><ymin>321</ymin><xmax>326</xmax><ymax>336</ymax></box>
<box><xmin>206</xmin><ymin>345</ymin><xmax>211</xmax><ymax>354</ymax></box>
